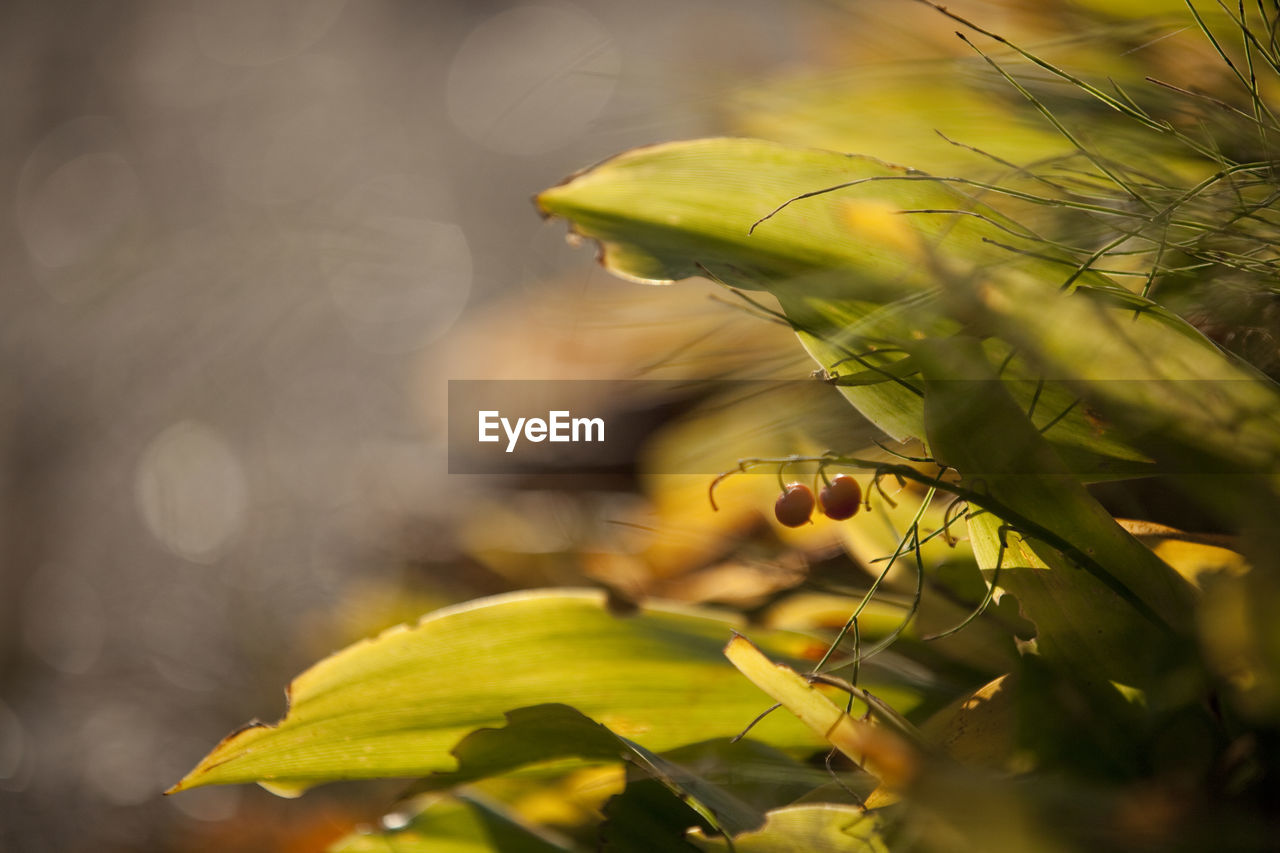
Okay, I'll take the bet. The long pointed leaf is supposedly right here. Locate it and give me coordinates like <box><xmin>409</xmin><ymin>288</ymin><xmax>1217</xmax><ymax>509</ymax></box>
<box><xmin>169</xmin><ymin>591</ymin><xmax>924</xmax><ymax>794</ymax></box>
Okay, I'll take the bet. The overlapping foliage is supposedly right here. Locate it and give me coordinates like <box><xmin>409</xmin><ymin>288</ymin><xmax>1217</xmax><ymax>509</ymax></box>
<box><xmin>173</xmin><ymin>2</ymin><xmax>1280</xmax><ymax>849</ymax></box>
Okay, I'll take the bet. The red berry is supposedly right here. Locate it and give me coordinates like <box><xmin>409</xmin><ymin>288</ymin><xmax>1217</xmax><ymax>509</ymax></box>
<box><xmin>819</xmin><ymin>474</ymin><xmax>862</xmax><ymax>520</ymax></box>
<box><xmin>774</xmin><ymin>483</ymin><xmax>815</xmax><ymax>527</ymax></box>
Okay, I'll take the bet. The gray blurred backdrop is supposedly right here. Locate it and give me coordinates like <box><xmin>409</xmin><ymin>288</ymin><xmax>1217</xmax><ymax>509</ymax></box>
<box><xmin>0</xmin><ymin>0</ymin><xmax>839</xmax><ymax>850</ymax></box>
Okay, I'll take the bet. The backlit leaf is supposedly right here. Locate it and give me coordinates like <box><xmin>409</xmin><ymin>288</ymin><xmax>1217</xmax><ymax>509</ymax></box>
<box><xmin>170</xmin><ymin>590</ymin><xmax>925</xmax><ymax>795</ymax></box>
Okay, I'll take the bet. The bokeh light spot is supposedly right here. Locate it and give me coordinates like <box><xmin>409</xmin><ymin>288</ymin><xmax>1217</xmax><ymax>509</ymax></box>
<box><xmin>15</xmin><ymin>117</ymin><xmax>143</xmax><ymax>302</ymax></box>
<box><xmin>21</xmin><ymin>564</ymin><xmax>106</xmax><ymax>675</ymax></box>
<box><xmin>134</xmin><ymin>421</ymin><xmax>248</xmax><ymax>564</ymax></box>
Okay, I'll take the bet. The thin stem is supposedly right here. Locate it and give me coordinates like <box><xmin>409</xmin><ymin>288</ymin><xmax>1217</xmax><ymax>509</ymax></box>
<box><xmin>813</xmin><ymin>488</ymin><xmax>936</xmax><ymax>673</ymax></box>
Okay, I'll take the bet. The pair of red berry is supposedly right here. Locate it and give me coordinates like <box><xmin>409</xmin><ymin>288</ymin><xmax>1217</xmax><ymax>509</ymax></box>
<box><xmin>774</xmin><ymin>474</ymin><xmax>862</xmax><ymax>527</ymax></box>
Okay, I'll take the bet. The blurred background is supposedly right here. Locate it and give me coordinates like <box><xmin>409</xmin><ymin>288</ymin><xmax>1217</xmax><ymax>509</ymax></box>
<box><xmin>0</xmin><ymin>0</ymin><xmax>864</xmax><ymax>850</ymax></box>
<box><xmin>5</xmin><ymin>0</ymin><xmax>1232</xmax><ymax>849</ymax></box>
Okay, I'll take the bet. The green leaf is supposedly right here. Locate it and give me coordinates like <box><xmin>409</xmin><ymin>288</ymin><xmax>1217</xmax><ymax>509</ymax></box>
<box><xmin>169</xmin><ymin>590</ymin><xmax>924</xmax><ymax>794</ymax></box>
<box><xmin>536</xmin><ymin>135</ymin><xmax>1237</xmax><ymax>687</ymax></box>
<box><xmin>536</xmin><ymin>136</ymin><xmax>1163</xmax><ymax>476</ymax></box>
<box><xmin>537</xmin><ymin>136</ymin><xmax>1005</xmax><ymax>441</ymax></box>
<box><xmin>328</xmin><ymin>794</ymin><xmax>577</xmax><ymax>853</ymax></box>
<box><xmin>914</xmin><ymin>337</ymin><xmax>1197</xmax><ymax>685</ymax></box>
<box><xmin>366</xmin><ymin>709</ymin><xmax>848</xmax><ymax>853</ymax></box>
<box><xmin>538</xmin><ymin>137</ymin><xmax>994</xmax><ymax>293</ymax></box>
<box><xmin>601</xmin><ymin>737</ymin><xmax>875</xmax><ymax>848</ymax></box>
<box><xmin>916</xmin><ymin>674</ymin><xmax>1017</xmax><ymax>770</ymax></box>
<box><xmin>414</xmin><ymin>703</ymin><xmax>766</xmax><ymax>838</ymax></box>
<box><xmin>687</xmin><ymin>804</ymin><xmax>889</xmax><ymax>853</ymax></box>
<box><xmin>956</xmin><ymin>272</ymin><xmax>1280</xmax><ymax>522</ymax></box>
<box><xmin>658</xmin><ymin>739</ymin><xmax>873</xmax><ymax>814</ymax></box>
<box><xmin>724</xmin><ymin>634</ymin><xmax>922</xmax><ymax>792</ymax></box>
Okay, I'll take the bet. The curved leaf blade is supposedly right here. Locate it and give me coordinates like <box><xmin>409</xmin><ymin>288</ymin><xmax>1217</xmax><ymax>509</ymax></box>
<box><xmin>536</xmin><ymin>135</ymin><xmax>1162</xmax><ymax>466</ymax></box>
<box><xmin>915</xmin><ymin>337</ymin><xmax>1197</xmax><ymax>684</ymax></box>
<box><xmin>169</xmin><ymin>590</ymin><xmax>924</xmax><ymax>794</ymax></box>
<box><xmin>536</xmin><ymin>136</ymin><xmax>1011</xmax><ymax>441</ymax></box>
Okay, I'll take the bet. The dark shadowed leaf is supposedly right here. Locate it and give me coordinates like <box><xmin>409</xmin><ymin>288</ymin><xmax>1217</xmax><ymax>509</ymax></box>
<box><xmin>328</xmin><ymin>793</ymin><xmax>577</xmax><ymax>853</ymax></box>
<box><xmin>688</xmin><ymin>804</ymin><xmax>889</xmax><ymax>853</ymax></box>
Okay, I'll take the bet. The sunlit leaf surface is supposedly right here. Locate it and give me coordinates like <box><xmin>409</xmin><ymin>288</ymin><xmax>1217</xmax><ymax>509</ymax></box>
<box><xmin>688</xmin><ymin>804</ymin><xmax>889</xmax><ymax>853</ymax></box>
<box><xmin>170</xmin><ymin>590</ymin><xmax>925</xmax><ymax>793</ymax></box>
<box><xmin>536</xmin><ymin>136</ymin><xmax>1167</xmax><ymax>474</ymax></box>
